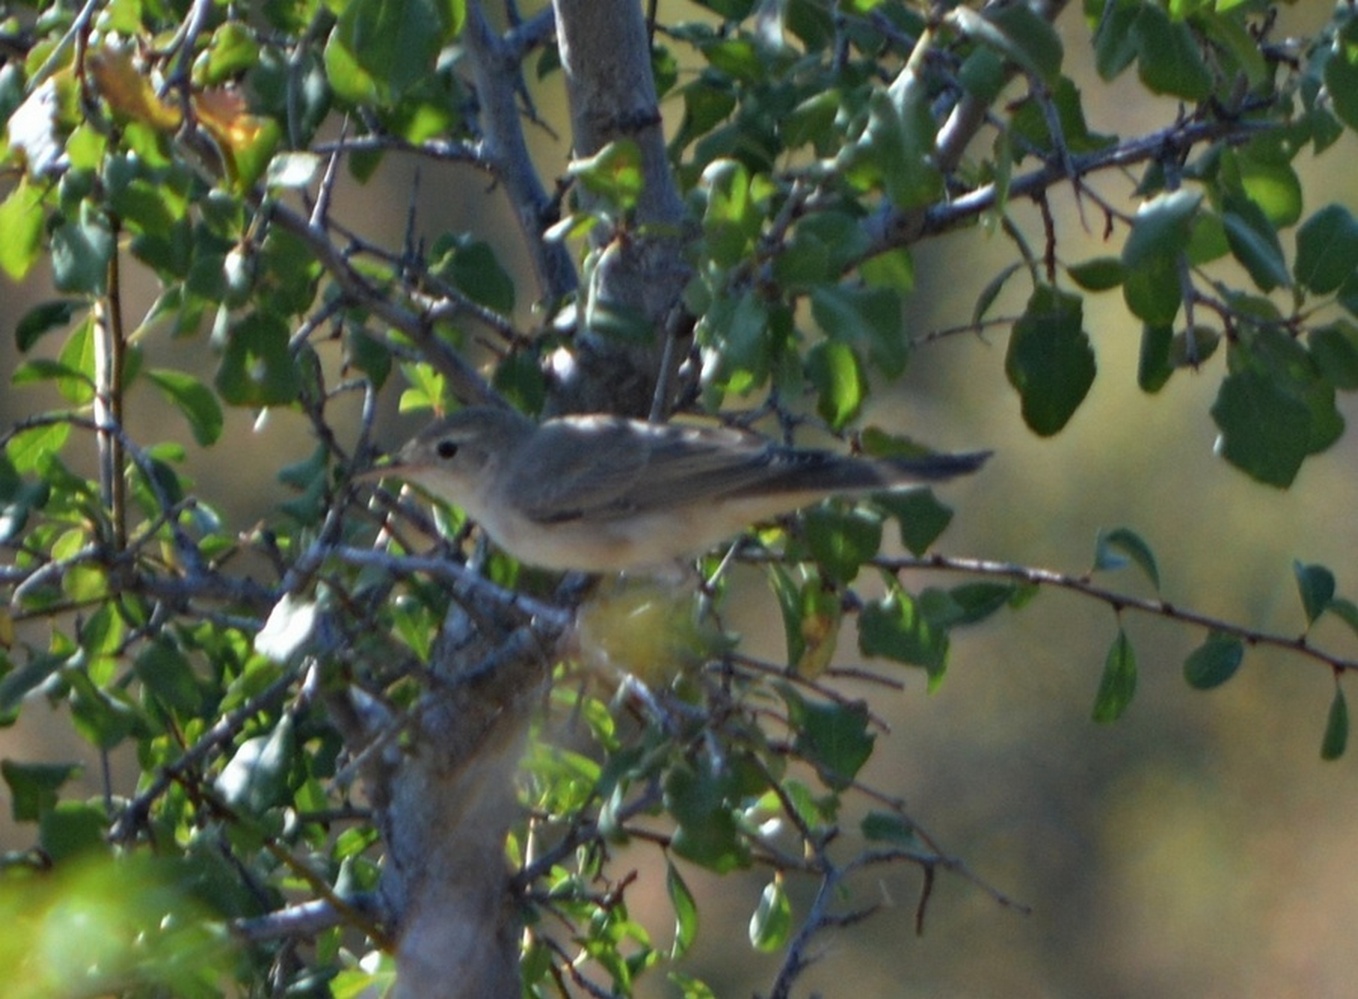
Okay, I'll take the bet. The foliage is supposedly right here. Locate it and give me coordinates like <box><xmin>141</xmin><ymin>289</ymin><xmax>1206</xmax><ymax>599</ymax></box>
<box><xmin>0</xmin><ymin>0</ymin><xmax>1356</xmax><ymax>996</ymax></box>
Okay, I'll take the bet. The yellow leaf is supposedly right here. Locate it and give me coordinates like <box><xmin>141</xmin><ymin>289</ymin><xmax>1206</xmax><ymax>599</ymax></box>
<box><xmin>89</xmin><ymin>49</ymin><xmax>182</xmax><ymax>131</ymax></box>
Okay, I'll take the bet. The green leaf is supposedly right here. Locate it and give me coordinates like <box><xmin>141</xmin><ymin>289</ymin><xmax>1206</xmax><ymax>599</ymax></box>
<box><xmin>1133</xmin><ymin>5</ymin><xmax>1212</xmax><ymax>100</ymax></box>
<box><xmin>1328</xmin><ymin>597</ymin><xmax>1358</xmax><ymax>639</ymax></box>
<box><xmin>956</xmin><ymin>3</ymin><xmax>1063</xmax><ymax>84</ymax></box>
<box><xmin>861</xmin><ymin>811</ymin><xmax>917</xmax><ymax>846</ymax></box>
<box><xmin>1321</xmin><ymin>686</ymin><xmax>1348</xmax><ymax>761</ymax></box>
<box><xmin>806</xmin><ymin>340</ymin><xmax>866</xmax><ymax>431</ymax></box>
<box><xmin>663</xmin><ymin>759</ymin><xmax>748</xmax><ymax>873</ymax></box>
<box><xmin>858</xmin><ymin>588</ymin><xmax>949</xmax><ymax>679</ymax></box>
<box><xmin>784</xmin><ymin>690</ymin><xmax>874</xmax><ymax>788</ymax></box>
<box><xmin>972</xmin><ymin>262</ymin><xmax>1023</xmax><ymax>327</ymax></box>
<box><xmin>1067</xmin><ymin>257</ymin><xmax>1126</xmax><ymax>292</ymax></box>
<box><xmin>214</xmin><ymin>312</ymin><xmax>302</xmax><ymax>407</ymax></box>
<box><xmin>1308</xmin><ymin>323</ymin><xmax>1358</xmax><ymax>389</ymax></box>
<box><xmin>749</xmin><ymin>879</ymin><xmax>792</xmax><ymax>953</ymax></box>
<box><xmin>1122</xmin><ymin>252</ymin><xmax>1181</xmax><ymax>325</ymax></box>
<box><xmin>1092</xmin><ymin>628</ymin><xmax>1137</xmax><ymax>723</ymax></box>
<box><xmin>666</xmin><ymin>862</ymin><xmax>699</xmax><ymax>959</ymax></box>
<box><xmin>15</xmin><ymin>300</ymin><xmax>82</xmax><ymax>353</ymax></box>
<box><xmin>1005</xmin><ymin>285</ymin><xmax>1095</xmax><ymax>436</ymax></box>
<box><xmin>873</xmin><ymin>488</ymin><xmax>953</xmax><ymax>556</ymax></box>
<box><xmin>1138</xmin><ymin>324</ymin><xmax>1173</xmax><ymax>393</ymax></box>
<box><xmin>1093</xmin><ymin>527</ymin><xmax>1160</xmax><ymax>589</ymax></box>
<box><xmin>1295</xmin><ymin>204</ymin><xmax>1358</xmax><ymax>296</ymax></box>
<box><xmin>1293</xmin><ymin>561</ymin><xmax>1335</xmax><ymax>625</ymax></box>
<box><xmin>1210</xmin><ymin>367</ymin><xmax>1311</xmax><ymax>488</ymax></box>
<box><xmin>568</xmin><ymin>139</ymin><xmax>644</xmax><ymax>212</ymax></box>
<box><xmin>1183</xmin><ymin>633</ymin><xmax>1244</xmax><ymax>691</ymax></box>
<box><xmin>0</xmin><ymin>179</ymin><xmax>46</xmax><ymax>281</ymax></box>
<box><xmin>134</xmin><ymin>637</ymin><xmax>204</xmax><ymax>715</ymax></box>
<box><xmin>329</xmin><ymin>0</ymin><xmax>458</xmax><ymax>103</ymax></box>
<box><xmin>946</xmin><ymin>582</ymin><xmax>1015</xmax><ymax>626</ymax></box>
<box><xmin>802</xmin><ymin>504</ymin><xmax>882</xmax><ymax>584</ymax></box>
<box><xmin>1122</xmin><ymin>190</ymin><xmax>1201</xmax><ymax>269</ymax></box>
<box><xmin>810</xmin><ymin>285</ymin><xmax>909</xmax><ymax>378</ymax></box>
<box><xmin>51</xmin><ymin>203</ymin><xmax>115</xmax><ymax>294</ymax></box>
<box><xmin>1222</xmin><ymin>195</ymin><xmax>1290</xmax><ymax>292</ymax></box>
<box><xmin>39</xmin><ymin>801</ymin><xmax>108</xmax><ymax>862</ymax></box>
<box><xmin>856</xmin><ymin>90</ymin><xmax>943</xmax><ymax>211</ymax></box>
<box><xmin>2</xmin><ymin>760</ymin><xmax>81</xmax><ymax>822</ymax></box>
<box><xmin>216</xmin><ymin>715</ymin><xmax>296</xmax><ymax>814</ymax></box>
<box><xmin>1324</xmin><ymin>21</ymin><xmax>1358</xmax><ymax>133</ymax></box>
<box><xmin>146</xmin><ymin>369</ymin><xmax>225</xmax><ymax>446</ymax></box>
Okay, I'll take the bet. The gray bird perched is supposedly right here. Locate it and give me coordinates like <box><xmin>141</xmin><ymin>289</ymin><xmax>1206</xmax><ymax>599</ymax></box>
<box><xmin>369</xmin><ymin>406</ymin><xmax>989</xmax><ymax>572</ymax></box>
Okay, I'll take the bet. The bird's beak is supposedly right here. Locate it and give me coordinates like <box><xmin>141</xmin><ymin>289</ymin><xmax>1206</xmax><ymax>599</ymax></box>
<box><xmin>354</xmin><ymin>457</ymin><xmax>405</xmax><ymax>483</ymax></box>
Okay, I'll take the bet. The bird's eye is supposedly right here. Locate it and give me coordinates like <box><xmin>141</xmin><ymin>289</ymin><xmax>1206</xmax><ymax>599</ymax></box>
<box><xmin>436</xmin><ymin>439</ymin><xmax>458</xmax><ymax>460</ymax></box>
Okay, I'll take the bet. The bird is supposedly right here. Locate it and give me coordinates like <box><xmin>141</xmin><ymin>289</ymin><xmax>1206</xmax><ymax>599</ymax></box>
<box><xmin>368</xmin><ymin>406</ymin><xmax>989</xmax><ymax>573</ymax></box>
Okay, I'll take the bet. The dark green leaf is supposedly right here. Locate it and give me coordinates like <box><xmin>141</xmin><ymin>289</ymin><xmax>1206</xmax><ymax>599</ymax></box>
<box><xmin>1183</xmin><ymin>633</ymin><xmax>1244</xmax><ymax>691</ymax></box>
<box><xmin>663</xmin><ymin>759</ymin><xmax>748</xmax><ymax>873</ymax></box>
<box><xmin>0</xmin><ymin>651</ymin><xmax>65</xmax><ymax>714</ymax></box>
<box><xmin>146</xmin><ymin>369</ymin><xmax>225</xmax><ymax>446</ymax></box>
<box><xmin>810</xmin><ymin>285</ymin><xmax>909</xmax><ymax>378</ymax></box>
<box><xmin>1293</xmin><ymin>561</ymin><xmax>1335</xmax><ymax>625</ymax></box>
<box><xmin>873</xmin><ymin>488</ymin><xmax>953</xmax><ymax>557</ymax></box>
<box><xmin>51</xmin><ymin>204</ymin><xmax>114</xmax><ymax>294</ymax></box>
<box><xmin>1005</xmin><ymin>285</ymin><xmax>1095</xmax><ymax>436</ymax></box>
<box><xmin>802</xmin><ymin>504</ymin><xmax>882</xmax><ymax>584</ymax></box>
<box><xmin>856</xmin><ymin>90</ymin><xmax>943</xmax><ymax>211</ymax></box>
<box><xmin>1138</xmin><ymin>324</ymin><xmax>1173</xmax><ymax>393</ymax></box>
<box><xmin>1122</xmin><ymin>190</ymin><xmax>1201</xmax><ymax>269</ymax></box>
<box><xmin>785</xmin><ymin>691</ymin><xmax>874</xmax><ymax>788</ymax></box>
<box><xmin>1093</xmin><ymin>527</ymin><xmax>1160</xmax><ymax>589</ymax></box>
<box><xmin>1328</xmin><ymin>597</ymin><xmax>1358</xmax><ymax>639</ymax></box>
<box><xmin>15</xmin><ymin>300</ymin><xmax>81</xmax><ymax>352</ymax></box>
<box><xmin>1210</xmin><ymin>367</ymin><xmax>1311</xmax><ymax>487</ymax></box>
<box><xmin>1222</xmin><ymin>195</ymin><xmax>1290</xmax><ymax>292</ymax></box>
<box><xmin>973</xmin><ymin>262</ymin><xmax>1023</xmax><ymax>325</ymax></box>
<box><xmin>1295</xmin><ymin>204</ymin><xmax>1358</xmax><ymax>295</ymax></box>
<box><xmin>861</xmin><ymin>811</ymin><xmax>917</xmax><ymax>846</ymax></box>
<box><xmin>1321</xmin><ymin>686</ymin><xmax>1349</xmax><ymax>761</ymax></box>
<box><xmin>1308</xmin><ymin>323</ymin><xmax>1358</xmax><ymax>390</ymax></box>
<box><xmin>946</xmin><ymin>582</ymin><xmax>1015</xmax><ymax>626</ymax></box>
<box><xmin>956</xmin><ymin>3</ymin><xmax>1063</xmax><ymax>83</ymax></box>
<box><xmin>135</xmin><ymin>637</ymin><xmax>204</xmax><ymax>714</ymax></box>
<box><xmin>1324</xmin><ymin>22</ymin><xmax>1358</xmax><ymax>133</ymax></box>
<box><xmin>858</xmin><ymin>588</ymin><xmax>949</xmax><ymax>679</ymax></box>
<box><xmin>1133</xmin><ymin>6</ymin><xmax>1211</xmax><ymax>100</ymax></box>
<box><xmin>1122</xmin><ymin>253</ymin><xmax>1181</xmax><ymax>325</ymax></box>
<box><xmin>1091</xmin><ymin>0</ymin><xmax>1142</xmax><ymax>80</ymax></box>
<box><xmin>432</xmin><ymin>236</ymin><xmax>516</xmax><ymax>315</ymax></box>
<box><xmin>39</xmin><ymin>801</ymin><xmax>107</xmax><ymax>861</ymax></box>
<box><xmin>1067</xmin><ymin>257</ymin><xmax>1126</xmax><ymax>292</ymax></box>
<box><xmin>2</xmin><ymin>760</ymin><xmax>81</xmax><ymax>822</ymax></box>
<box><xmin>215</xmin><ymin>312</ymin><xmax>302</xmax><ymax>407</ymax></box>
<box><xmin>1092</xmin><ymin>628</ymin><xmax>1137</xmax><ymax>723</ymax></box>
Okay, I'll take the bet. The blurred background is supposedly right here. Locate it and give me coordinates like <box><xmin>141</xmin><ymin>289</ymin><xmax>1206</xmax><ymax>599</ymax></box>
<box><xmin>2</xmin><ymin>4</ymin><xmax>1356</xmax><ymax>997</ymax></box>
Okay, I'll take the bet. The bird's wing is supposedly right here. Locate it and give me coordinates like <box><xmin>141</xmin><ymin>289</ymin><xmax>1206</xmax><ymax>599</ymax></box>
<box><xmin>509</xmin><ymin>418</ymin><xmax>785</xmax><ymax>524</ymax></box>
<box><xmin>506</xmin><ymin>417</ymin><xmax>651</xmax><ymax>523</ymax></box>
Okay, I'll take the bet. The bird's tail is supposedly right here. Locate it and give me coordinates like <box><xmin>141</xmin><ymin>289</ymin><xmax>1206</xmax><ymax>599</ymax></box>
<box><xmin>879</xmin><ymin>449</ymin><xmax>992</xmax><ymax>482</ymax></box>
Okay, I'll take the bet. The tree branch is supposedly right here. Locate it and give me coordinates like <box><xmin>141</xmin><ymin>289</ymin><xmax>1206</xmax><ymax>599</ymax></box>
<box><xmin>881</xmin><ymin>553</ymin><xmax>1358</xmax><ymax>674</ymax></box>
